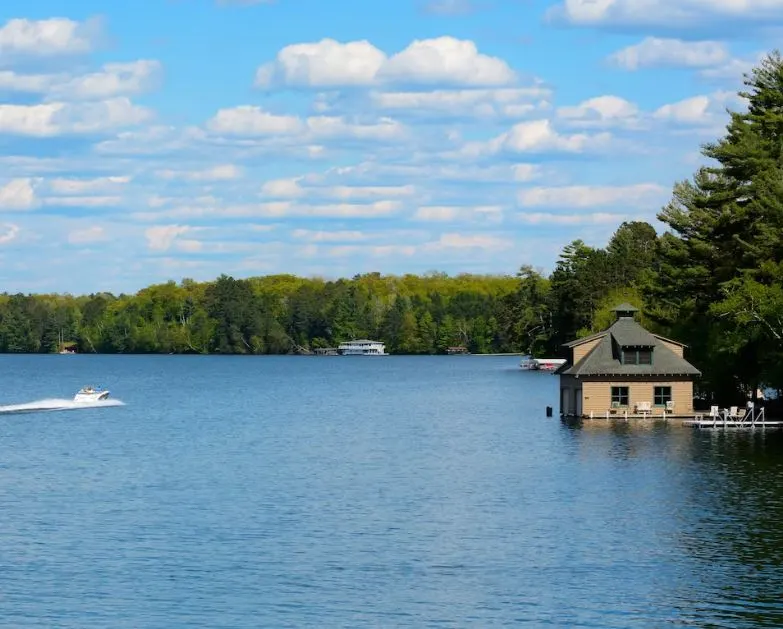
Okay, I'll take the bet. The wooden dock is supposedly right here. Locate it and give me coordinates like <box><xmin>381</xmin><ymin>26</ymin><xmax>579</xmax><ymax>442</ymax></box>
<box><xmin>561</xmin><ymin>405</ymin><xmax>783</xmax><ymax>430</ymax></box>
<box><xmin>682</xmin><ymin>406</ymin><xmax>783</xmax><ymax>429</ymax></box>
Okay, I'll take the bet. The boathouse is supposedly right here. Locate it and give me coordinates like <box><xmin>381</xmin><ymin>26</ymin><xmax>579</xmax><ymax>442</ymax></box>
<box><xmin>557</xmin><ymin>304</ymin><xmax>701</xmax><ymax>418</ymax></box>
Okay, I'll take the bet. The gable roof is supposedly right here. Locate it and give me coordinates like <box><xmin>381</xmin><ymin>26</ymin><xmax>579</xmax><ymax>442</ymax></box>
<box><xmin>558</xmin><ymin>316</ymin><xmax>700</xmax><ymax>377</ymax></box>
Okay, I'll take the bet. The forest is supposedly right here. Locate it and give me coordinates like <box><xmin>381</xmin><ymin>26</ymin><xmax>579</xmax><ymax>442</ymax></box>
<box><xmin>3</xmin><ymin>52</ymin><xmax>783</xmax><ymax>403</ymax></box>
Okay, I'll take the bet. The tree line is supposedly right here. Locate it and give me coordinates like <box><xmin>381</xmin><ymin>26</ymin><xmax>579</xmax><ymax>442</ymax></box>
<box><xmin>3</xmin><ymin>52</ymin><xmax>783</xmax><ymax>402</ymax></box>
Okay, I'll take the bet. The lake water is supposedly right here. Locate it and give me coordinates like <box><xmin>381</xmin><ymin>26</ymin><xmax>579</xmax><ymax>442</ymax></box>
<box><xmin>0</xmin><ymin>354</ymin><xmax>782</xmax><ymax>628</ymax></box>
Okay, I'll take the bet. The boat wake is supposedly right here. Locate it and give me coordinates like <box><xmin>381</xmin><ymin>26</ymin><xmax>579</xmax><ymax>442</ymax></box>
<box><xmin>0</xmin><ymin>398</ymin><xmax>125</xmax><ymax>415</ymax></box>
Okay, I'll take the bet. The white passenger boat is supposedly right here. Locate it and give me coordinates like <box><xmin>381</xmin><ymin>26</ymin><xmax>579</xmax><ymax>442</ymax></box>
<box><xmin>74</xmin><ymin>385</ymin><xmax>110</xmax><ymax>402</ymax></box>
<box><xmin>520</xmin><ymin>357</ymin><xmax>566</xmax><ymax>371</ymax></box>
<box><xmin>337</xmin><ymin>340</ymin><xmax>388</xmax><ymax>356</ymax></box>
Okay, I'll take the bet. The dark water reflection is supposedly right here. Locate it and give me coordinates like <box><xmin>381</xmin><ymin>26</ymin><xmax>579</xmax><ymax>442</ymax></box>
<box><xmin>0</xmin><ymin>355</ymin><xmax>781</xmax><ymax>627</ymax></box>
<box><xmin>561</xmin><ymin>421</ymin><xmax>783</xmax><ymax>627</ymax></box>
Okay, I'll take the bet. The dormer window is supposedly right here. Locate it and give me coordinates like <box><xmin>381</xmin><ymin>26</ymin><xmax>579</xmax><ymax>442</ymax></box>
<box><xmin>621</xmin><ymin>347</ymin><xmax>652</xmax><ymax>365</ymax></box>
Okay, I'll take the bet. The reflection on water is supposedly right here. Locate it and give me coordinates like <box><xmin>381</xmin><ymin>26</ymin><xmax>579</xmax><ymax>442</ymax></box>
<box><xmin>0</xmin><ymin>355</ymin><xmax>781</xmax><ymax>627</ymax></box>
<box><xmin>562</xmin><ymin>420</ymin><xmax>783</xmax><ymax>627</ymax></box>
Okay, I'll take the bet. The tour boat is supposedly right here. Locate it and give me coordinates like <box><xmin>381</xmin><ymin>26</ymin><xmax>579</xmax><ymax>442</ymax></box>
<box><xmin>337</xmin><ymin>340</ymin><xmax>388</xmax><ymax>356</ymax></box>
<box><xmin>520</xmin><ymin>357</ymin><xmax>566</xmax><ymax>371</ymax></box>
<box><xmin>74</xmin><ymin>386</ymin><xmax>110</xmax><ymax>402</ymax></box>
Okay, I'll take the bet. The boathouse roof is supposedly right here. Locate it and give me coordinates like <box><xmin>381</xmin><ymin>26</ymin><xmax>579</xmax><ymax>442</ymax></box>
<box><xmin>558</xmin><ymin>306</ymin><xmax>701</xmax><ymax>378</ymax></box>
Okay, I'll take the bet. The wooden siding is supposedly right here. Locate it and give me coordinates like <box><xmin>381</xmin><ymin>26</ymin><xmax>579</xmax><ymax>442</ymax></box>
<box><xmin>580</xmin><ymin>378</ymin><xmax>694</xmax><ymax>416</ymax></box>
<box><xmin>656</xmin><ymin>338</ymin><xmax>684</xmax><ymax>358</ymax></box>
<box><xmin>572</xmin><ymin>336</ymin><xmax>604</xmax><ymax>364</ymax></box>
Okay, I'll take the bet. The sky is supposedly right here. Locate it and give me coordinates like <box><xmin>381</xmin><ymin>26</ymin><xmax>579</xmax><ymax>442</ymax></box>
<box><xmin>0</xmin><ymin>0</ymin><xmax>772</xmax><ymax>294</ymax></box>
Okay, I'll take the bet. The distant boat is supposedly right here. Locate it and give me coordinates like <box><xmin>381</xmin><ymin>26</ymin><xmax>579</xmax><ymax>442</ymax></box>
<box><xmin>520</xmin><ymin>357</ymin><xmax>566</xmax><ymax>371</ymax></box>
<box><xmin>337</xmin><ymin>340</ymin><xmax>388</xmax><ymax>356</ymax></box>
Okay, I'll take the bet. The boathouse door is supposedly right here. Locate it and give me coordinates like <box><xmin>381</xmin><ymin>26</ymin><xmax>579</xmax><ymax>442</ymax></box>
<box><xmin>574</xmin><ymin>388</ymin><xmax>582</xmax><ymax>416</ymax></box>
<box><xmin>560</xmin><ymin>388</ymin><xmax>569</xmax><ymax>415</ymax></box>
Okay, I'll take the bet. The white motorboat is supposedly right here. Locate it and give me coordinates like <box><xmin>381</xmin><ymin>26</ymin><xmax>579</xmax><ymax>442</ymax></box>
<box><xmin>337</xmin><ymin>339</ymin><xmax>388</xmax><ymax>355</ymax></box>
<box><xmin>520</xmin><ymin>357</ymin><xmax>567</xmax><ymax>371</ymax></box>
<box><xmin>74</xmin><ymin>386</ymin><xmax>110</xmax><ymax>402</ymax></box>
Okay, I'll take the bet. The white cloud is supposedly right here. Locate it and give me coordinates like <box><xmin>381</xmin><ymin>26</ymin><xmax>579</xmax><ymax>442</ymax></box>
<box><xmin>0</xmin><ymin>17</ymin><xmax>99</xmax><ymax>57</ymax></box>
<box><xmin>68</xmin><ymin>226</ymin><xmax>107</xmax><ymax>244</ymax></box>
<box><xmin>369</xmin><ymin>87</ymin><xmax>550</xmax><ymax>118</ymax></box>
<box><xmin>49</xmin><ymin>176</ymin><xmax>130</xmax><ymax>194</ymax></box>
<box><xmin>0</xmin><ymin>98</ymin><xmax>152</xmax><ymax>136</ymax></box>
<box><xmin>414</xmin><ymin>205</ymin><xmax>504</xmax><ymax>222</ymax></box>
<box><xmin>207</xmin><ymin>105</ymin><xmax>303</xmax><ymax>135</ymax></box>
<box><xmin>517</xmin><ymin>211</ymin><xmax>627</xmax><ymax>225</ymax></box>
<box><xmin>324</xmin><ymin>185</ymin><xmax>414</xmax><ymax>199</ymax></box>
<box><xmin>0</xmin><ymin>179</ymin><xmax>38</xmax><ymax>210</ymax></box>
<box><xmin>256</xmin><ymin>39</ymin><xmax>386</xmax><ymax>87</ymax></box>
<box><xmin>653</xmin><ymin>95</ymin><xmax>712</xmax><ymax>124</ymax></box>
<box><xmin>609</xmin><ymin>38</ymin><xmax>729</xmax><ymax>70</ymax></box>
<box><xmin>43</xmin><ymin>195</ymin><xmax>122</xmax><ymax>207</ymax></box>
<box><xmin>206</xmin><ymin>107</ymin><xmax>406</xmax><ymax>142</ymax></box>
<box><xmin>255</xmin><ymin>36</ymin><xmax>515</xmax><ymax>88</ymax></box>
<box><xmin>306</xmin><ymin>116</ymin><xmax>406</xmax><ymax>141</ymax></box>
<box><xmin>145</xmin><ymin>225</ymin><xmax>193</xmax><ymax>251</ymax></box>
<box><xmin>156</xmin><ymin>164</ymin><xmax>243</xmax><ymax>181</ymax></box>
<box><xmin>261</xmin><ymin>178</ymin><xmax>306</xmax><ymax>197</ymax></box>
<box><xmin>291</xmin><ymin>229</ymin><xmax>370</xmax><ymax>242</ymax></box>
<box><xmin>0</xmin><ymin>70</ymin><xmax>58</xmax><ymax>93</ymax></box>
<box><xmin>425</xmin><ymin>232</ymin><xmax>512</xmax><ymax>250</ymax></box>
<box><xmin>549</xmin><ymin>0</ymin><xmax>783</xmax><ymax>31</ymax></box>
<box><xmin>134</xmin><ymin>200</ymin><xmax>403</xmax><ymax>221</ymax></box>
<box><xmin>0</xmin><ymin>223</ymin><xmax>20</xmax><ymax>244</ymax></box>
<box><xmin>518</xmin><ymin>183</ymin><xmax>666</xmax><ymax>208</ymax></box>
<box><xmin>557</xmin><ymin>95</ymin><xmax>640</xmax><ymax>127</ymax></box>
<box><xmin>699</xmin><ymin>53</ymin><xmax>764</xmax><ymax>81</ymax></box>
<box><xmin>457</xmin><ymin>119</ymin><xmax>612</xmax><ymax>157</ymax></box>
<box><xmin>48</xmin><ymin>60</ymin><xmax>162</xmax><ymax>100</ymax></box>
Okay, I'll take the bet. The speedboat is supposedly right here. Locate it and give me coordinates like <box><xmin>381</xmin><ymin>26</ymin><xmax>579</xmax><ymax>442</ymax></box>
<box><xmin>74</xmin><ymin>386</ymin><xmax>110</xmax><ymax>402</ymax></box>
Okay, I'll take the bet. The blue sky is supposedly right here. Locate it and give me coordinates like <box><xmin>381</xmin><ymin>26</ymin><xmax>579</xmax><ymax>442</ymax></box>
<box><xmin>0</xmin><ymin>0</ymin><xmax>771</xmax><ymax>294</ymax></box>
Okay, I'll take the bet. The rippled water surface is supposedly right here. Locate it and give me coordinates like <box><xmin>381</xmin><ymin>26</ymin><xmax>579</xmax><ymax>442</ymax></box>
<box><xmin>1</xmin><ymin>354</ymin><xmax>782</xmax><ymax>628</ymax></box>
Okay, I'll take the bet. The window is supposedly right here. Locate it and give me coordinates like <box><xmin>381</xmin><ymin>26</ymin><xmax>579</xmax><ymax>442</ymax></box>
<box><xmin>611</xmin><ymin>386</ymin><xmax>629</xmax><ymax>407</ymax></box>
<box><xmin>654</xmin><ymin>386</ymin><xmax>672</xmax><ymax>406</ymax></box>
<box><xmin>621</xmin><ymin>347</ymin><xmax>653</xmax><ymax>364</ymax></box>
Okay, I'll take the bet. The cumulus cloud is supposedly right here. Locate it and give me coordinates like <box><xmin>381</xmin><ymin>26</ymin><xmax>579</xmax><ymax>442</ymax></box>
<box><xmin>68</xmin><ymin>226</ymin><xmax>107</xmax><ymax>244</ymax></box>
<box><xmin>49</xmin><ymin>176</ymin><xmax>131</xmax><ymax>194</ymax></box>
<box><xmin>0</xmin><ymin>17</ymin><xmax>100</xmax><ymax>58</ymax></box>
<box><xmin>0</xmin><ymin>179</ymin><xmax>39</xmax><ymax>210</ymax></box>
<box><xmin>517</xmin><ymin>183</ymin><xmax>667</xmax><ymax>208</ymax></box>
<box><xmin>609</xmin><ymin>38</ymin><xmax>729</xmax><ymax>70</ymax></box>
<box><xmin>156</xmin><ymin>164</ymin><xmax>243</xmax><ymax>181</ymax></box>
<box><xmin>414</xmin><ymin>205</ymin><xmax>504</xmax><ymax>222</ymax></box>
<box><xmin>48</xmin><ymin>60</ymin><xmax>162</xmax><ymax>100</ymax></box>
<box><xmin>652</xmin><ymin>91</ymin><xmax>744</xmax><ymax>129</ymax></box>
<box><xmin>206</xmin><ymin>106</ymin><xmax>406</xmax><ymax>142</ymax></box>
<box><xmin>207</xmin><ymin>105</ymin><xmax>303</xmax><ymax>135</ymax></box>
<box><xmin>255</xmin><ymin>36</ymin><xmax>516</xmax><ymax>88</ymax></box>
<box><xmin>368</xmin><ymin>86</ymin><xmax>551</xmax><ymax>118</ymax></box>
<box><xmin>425</xmin><ymin>232</ymin><xmax>512</xmax><ymax>250</ymax></box>
<box><xmin>517</xmin><ymin>211</ymin><xmax>627</xmax><ymax>225</ymax></box>
<box><xmin>261</xmin><ymin>178</ymin><xmax>306</xmax><ymax>198</ymax></box>
<box><xmin>145</xmin><ymin>225</ymin><xmax>193</xmax><ymax>251</ymax></box>
<box><xmin>547</xmin><ymin>0</ymin><xmax>783</xmax><ymax>31</ymax></box>
<box><xmin>557</xmin><ymin>95</ymin><xmax>640</xmax><ymax>128</ymax></box>
<box><xmin>0</xmin><ymin>223</ymin><xmax>20</xmax><ymax>244</ymax></box>
<box><xmin>455</xmin><ymin>119</ymin><xmax>613</xmax><ymax>158</ymax></box>
<box><xmin>0</xmin><ymin>98</ymin><xmax>152</xmax><ymax>136</ymax></box>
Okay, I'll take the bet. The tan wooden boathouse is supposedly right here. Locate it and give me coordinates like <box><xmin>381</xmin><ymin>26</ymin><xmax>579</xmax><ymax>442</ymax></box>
<box><xmin>557</xmin><ymin>304</ymin><xmax>701</xmax><ymax>418</ymax></box>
